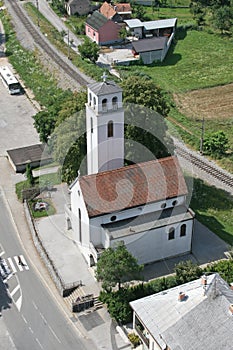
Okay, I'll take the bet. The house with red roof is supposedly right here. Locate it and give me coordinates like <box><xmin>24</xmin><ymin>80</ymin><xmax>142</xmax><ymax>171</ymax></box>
<box><xmin>100</xmin><ymin>1</ymin><xmax>132</xmax><ymax>22</ymax></box>
<box><xmin>66</xmin><ymin>79</ymin><xmax>194</xmax><ymax>266</ymax></box>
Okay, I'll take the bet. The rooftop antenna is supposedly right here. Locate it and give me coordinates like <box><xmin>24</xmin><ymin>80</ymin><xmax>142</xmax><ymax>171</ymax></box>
<box><xmin>101</xmin><ymin>71</ymin><xmax>108</xmax><ymax>83</ymax></box>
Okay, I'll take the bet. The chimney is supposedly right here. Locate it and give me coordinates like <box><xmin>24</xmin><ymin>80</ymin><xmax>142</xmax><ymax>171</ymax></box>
<box><xmin>201</xmin><ymin>275</ymin><xmax>207</xmax><ymax>286</ymax></box>
<box><xmin>229</xmin><ymin>304</ymin><xmax>233</xmax><ymax>315</ymax></box>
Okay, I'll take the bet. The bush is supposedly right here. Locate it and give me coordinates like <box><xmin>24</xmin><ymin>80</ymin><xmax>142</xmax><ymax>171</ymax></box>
<box><xmin>128</xmin><ymin>333</ymin><xmax>141</xmax><ymax>348</ymax></box>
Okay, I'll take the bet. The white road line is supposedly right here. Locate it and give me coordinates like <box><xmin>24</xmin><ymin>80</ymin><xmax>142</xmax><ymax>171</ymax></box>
<box><xmin>39</xmin><ymin>312</ymin><xmax>47</xmax><ymax>324</ymax></box>
<box><xmin>10</xmin><ymin>284</ymin><xmax>20</xmax><ymax>297</ymax></box>
<box><xmin>7</xmin><ymin>257</ymin><xmax>17</xmax><ymax>273</ymax></box>
<box><xmin>0</xmin><ymin>251</ymin><xmax>5</xmax><ymax>257</ymax></box>
<box><xmin>32</xmin><ymin>301</ymin><xmax>38</xmax><ymax>310</ymax></box>
<box><xmin>22</xmin><ymin>315</ymin><xmax>28</xmax><ymax>324</ymax></box>
<box><xmin>15</xmin><ymin>295</ymin><xmax>22</xmax><ymax>312</ymax></box>
<box><xmin>19</xmin><ymin>255</ymin><xmax>29</xmax><ymax>270</ymax></box>
<box><xmin>48</xmin><ymin>325</ymin><xmax>62</xmax><ymax>344</ymax></box>
<box><xmin>36</xmin><ymin>337</ymin><xmax>44</xmax><ymax>349</ymax></box>
<box><xmin>28</xmin><ymin>326</ymin><xmax>34</xmax><ymax>334</ymax></box>
<box><xmin>13</xmin><ymin>256</ymin><xmax>23</xmax><ymax>271</ymax></box>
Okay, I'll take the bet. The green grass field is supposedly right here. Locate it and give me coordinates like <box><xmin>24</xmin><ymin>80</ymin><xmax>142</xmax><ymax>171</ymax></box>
<box><xmin>120</xmin><ymin>30</ymin><xmax>233</xmax><ymax>93</ymax></box>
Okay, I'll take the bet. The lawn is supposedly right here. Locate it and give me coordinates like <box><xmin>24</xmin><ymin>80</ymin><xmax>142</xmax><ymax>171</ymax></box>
<box><xmin>119</xmin><ymin>30</ymin><xmax>233</xmax><ymax>93</ymax></box>
<box><xmin>190</xmin><ymin>177</ymin><xmax>233</xmax><ymax>245</ymax></box>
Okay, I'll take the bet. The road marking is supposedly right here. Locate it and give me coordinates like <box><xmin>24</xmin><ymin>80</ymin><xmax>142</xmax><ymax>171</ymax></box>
<box><xmin>39</xmin><ymin>312</ymin><xmax>47</xmax><ymax>324</ymax></box>
<box><xmin>19</xmin><ymin>255</ymin><xmax>29</xmax><ymax>270</ymax></box>
<box><xmin>10</xmin><ymin>284</ymin><xmax>20</xmax><ymax>297</ymax></box>
<box><xmin>13</xmin><ymin>256</ymin><xmax>23</xmax><ymax>271</ymax></box>
<box><xmin>28</xmin><ymin>326</ymin><xmax>34</xmax><ymax>334</ymax></box>
<box><xmin>36</xmin><ymin>337</ymin><xmax>43</xmax><ymax>349</ymax></box>
<box><xmin>48</xmin><ymin>325</ymin><xmax>62</xmax><ymax>343</ymax></box>
<box><xmin>8</xmin><ymin>257</ymin><xmax>17</xmax><ymax>273</ymax></box>
<box><xmin>0</xmin><ymin>251</ymin><xmax>4</xmax><ymax>257</ymax></box>
<box><xmin>32</xmin><ymin>301</ymin><xmax>38</xmax><ymax>310</ymax></box>
<box><xmin>22</xmin><ymin>314</ymin><xmax>28</xmax><ymax>324</ymax></box>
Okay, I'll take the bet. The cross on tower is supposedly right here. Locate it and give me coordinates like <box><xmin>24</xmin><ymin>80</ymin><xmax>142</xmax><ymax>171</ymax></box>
<box><xmin>101</xmin><ymin>71</ymin><xmax>108</xmax><ymax>82</ymax></box>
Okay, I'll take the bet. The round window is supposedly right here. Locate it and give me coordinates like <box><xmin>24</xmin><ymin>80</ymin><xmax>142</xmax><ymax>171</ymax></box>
<box><xmin>161</xmin><ymin>203</ymin><xmax>166</xmax><ymax>209</ymax></box>
<box><xmin>110</xmin><ymin>215</ymin><xmax>117</xmax><ymax>222</ymax></box>
<box><xmin>172</xmin><ymin>200</ymin><xmax>178</xmax><ymax>206</ymax></box>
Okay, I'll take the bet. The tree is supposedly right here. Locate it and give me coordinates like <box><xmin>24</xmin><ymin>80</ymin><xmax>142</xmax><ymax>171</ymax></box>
<box><xmin>26</xmin><ymin>164</ymin><xmax>34</xmax><ymax>186</ymax></box>
<box><xmin>190</xmin><ymin>1</ymin><xmax>207</xmax><ymax>26</ymax></box>
<box><xmin>121</xmin><ymin>76</ymin><xmax>174</xmax><ymax>163</ymax></box>
<box><xmin>78</xmin><ymin>38</ymin><xmax>100</xmax><ymax>63</ymax></box>
<box><xmin>175</xmin><ymin>260</ymin><xmax>202</xmax><ymax>284</ymax></box>
<box><xmin>133</xmin><ymin>5</ymin><xmax>146</xmax><ymax>20</ymax></box>
<box><xmin>119</xmin><ymin>27</ymin><xmax>128</xmax><ymax>42</ymax></box>
<box><xmin>95</xmin><ymin>242</ymin><xmax>143</xmax><ymax>291</ymax></box>
<box><xmin>203</xmin><ymin>130</ymin><xmax>229</xmax><ymax>158</ymax></box>
<box><xmin>212</xmin><ymin>5</ymin><xmax>233</xmax><ymax>33</ymax></box>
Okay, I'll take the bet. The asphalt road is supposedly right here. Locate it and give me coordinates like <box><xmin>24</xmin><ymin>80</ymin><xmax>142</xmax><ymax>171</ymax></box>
<box><xmin>0</xmin><ymin>67</ymin><xmax>39</xmax><ymax>156</ymax></box>
<box><xmin>0</xmin><ymin>192</ymin><xmax>93</xmax><ymax>350</ymax></box>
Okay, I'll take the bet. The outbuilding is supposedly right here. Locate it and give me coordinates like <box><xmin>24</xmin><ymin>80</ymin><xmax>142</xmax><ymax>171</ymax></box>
<box><xmin>132</xmin><ymin>36</ymin><xmax>168</xmax><ymax>63</ymax></box>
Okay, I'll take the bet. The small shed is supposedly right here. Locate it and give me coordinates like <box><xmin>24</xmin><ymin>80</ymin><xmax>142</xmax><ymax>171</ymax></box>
<box><xmin>7</xmin><ymin>144</ymin><xmax>53</xmax><ymax>173</ymax></box>
<box><xmin>65</xmin><ymin>0</ymin><xmax>91</xmax><ymax>16</ymax></box>
<box><xmin>86</xmin><ymin>11</ymin><xmax>121</xmax><ymax>45</ymax></box>
<box><xmin>132</xmin><ymin>36</ymin><xmax>168</xmax><ymax>64</ymax></box>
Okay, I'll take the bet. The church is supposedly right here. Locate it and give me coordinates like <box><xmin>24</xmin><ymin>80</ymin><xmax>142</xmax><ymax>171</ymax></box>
<box><xmin>65</xmin><ymin>78</ymin><xmax>195</xmax><ymax>266</ymax></box>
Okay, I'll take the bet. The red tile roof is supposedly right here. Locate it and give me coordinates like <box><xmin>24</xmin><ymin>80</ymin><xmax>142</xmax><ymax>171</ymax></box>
<box><xmin>114</xmin><ymin>3</ymin><xmax>132</xmax><ymax>13</ymax></box>
<box><xmin>100</xmin><ymin>2</ymin><xmax>116</xmax><ymax>19</ymax></box>
<box><xmin>79</xmin><ymin>156</ymin><xmax>187</xmax><ymax>217</ymax></box>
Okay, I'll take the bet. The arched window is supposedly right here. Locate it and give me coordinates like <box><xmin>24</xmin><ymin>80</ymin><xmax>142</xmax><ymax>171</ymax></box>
<box><xmin>180</xmin><ymin>224</ymin><xmax>186</xmax><ymax>237</ymax></box>
<box><xmin>108</xmin><ymin>120</ymin><xmax>114</xmax><ymax>138</ymax></box>
<box><xmin>93</xmin><ymin>97</ymin><xmax>96</xmax><ymax>110</ymax></box>
<box><xmin>102</xmin><ymin>98</ymin><xmax>107</xmax><ymax>112</ymax></box>
<box><xmin>168</xmin><ymin>227</ymin><xmax>175</xmax><ymax>240</ymax></box>
<box><xmin>112</xmin><ymin>96</ymin><xmax>118</xmax><ymax>110</ymax></box>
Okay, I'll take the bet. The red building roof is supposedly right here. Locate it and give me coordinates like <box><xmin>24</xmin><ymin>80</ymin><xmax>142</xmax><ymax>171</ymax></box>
<box><xmin>79</xmin><ymin>156</ymin><xmax>187</xmax><ymax>217</ymax></box>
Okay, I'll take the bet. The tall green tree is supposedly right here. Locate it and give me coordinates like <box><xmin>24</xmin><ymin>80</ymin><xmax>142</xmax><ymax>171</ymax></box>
<box><xmin>121</xmin><ymin>76</ymin><xmax>174</xmax><ymax>163</ymax></box>
<box><xmin>26</xmin><ymin>164</ymin><xmax>34</xmax><ymax>186</ymax></box>
<box><xmin>96</xmin><ymin>242</ymin><xmax>143</xmax><ymax>291</ymax></box>
<box><xmin>212</xmin><ymin>5</ymin><xmax>233</xmax><ymax>33</ymax></box>
<box><xmin>78</xmin><ymin>38</ymin><xmax>100</xmax><ymax>63</ymax></box>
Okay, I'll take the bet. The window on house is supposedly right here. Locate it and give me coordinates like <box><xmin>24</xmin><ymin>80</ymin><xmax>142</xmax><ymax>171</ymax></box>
<box><xmin>172</xmin><ymin>200</ymin><xmax>178</xmax><ymax>206</ymax></box>
<box><xmin>91</xmin><ymin>117</ymin><xmax>93</xmax><ymax>133</ymax></box>
<box><xmin>112</xmin><ymin>96</ymin><xmax>118</xmax><ymax>109</ymax></box>
<box><xmin>93</xmin><ymin>97</ymin><xmax>96</xmax><ymax>110</ymax></box>
<box><xmin>168</xmin><ymin>227</ymin><xmax>175</xmax><ymax>240</ymax></box>
<box><xmin>108</xmin><ymin>120</ymin><xmax>114</xmax><ymax>137</ymax></box>
<box><xmin>89</xmin><ymin>92</ymin><xmax>92</xmax><ymax>105</ymax></box>
<box><xmin>161</xmin><ymin>202</ymin><xmax>166</xmax><ymax>209</ymax></box>
<box><xmin>102</xmin><ymin>98</ymin><xmax>107</xmax><ymax>112</ymax></box>
<box><xmin>78</xmin><ymin>209</ymin><xmax>82</xmax><ymax>243</ymax></box>
<box><xmin>180</xmin><ymin>224</ymin><xmax>186</xmax><ymax>237</ymax></box>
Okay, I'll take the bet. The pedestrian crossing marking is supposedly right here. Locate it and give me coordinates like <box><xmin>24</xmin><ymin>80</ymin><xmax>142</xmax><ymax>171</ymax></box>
<box><xmin>13</xmin><ymin>256</ymin><xmax>23</xmax><ymax>271</ymax></box>
<box><xmin>7</xmin><ymin>257</ymin><xmax>17</xmax><ymax>274</ymax></box>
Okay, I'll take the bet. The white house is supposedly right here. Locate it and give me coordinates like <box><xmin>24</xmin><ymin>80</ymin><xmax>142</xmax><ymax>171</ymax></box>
<box><xmin>130</xmin><ymin>273</ymin><xmax>233</xmax><ymax>350</ymax></box>
<box><xmin>66</xmin><ymin>79</ymin><xmax>194</xmax><ymax>266</ymax></box>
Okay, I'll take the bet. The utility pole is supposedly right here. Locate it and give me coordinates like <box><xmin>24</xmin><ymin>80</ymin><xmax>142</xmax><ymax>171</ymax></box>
<box><xmin>200</xmin><ymin>116</ymin><xmax>205</xmax><ymax>155</ymax></box>
<box><xmin>67</xmin><ymin>30</ymin><xmax>70</xmax><ymax>60</ymax></box>
<box><xmin>36</xmin><ymin>0</ymin><xmax>40</xmax><ymax>27</ymax></box>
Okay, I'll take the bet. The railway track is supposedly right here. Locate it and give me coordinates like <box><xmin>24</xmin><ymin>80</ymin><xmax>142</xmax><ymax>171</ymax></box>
<box><xmin>176</xmin><ymin>145</ymin><xmax>233</xmax><ymax>189</ymax></box>
<box><xmin>8</xmin><ymin>0</ymin><xmax>89</xmax><ymax>87</ymax></box>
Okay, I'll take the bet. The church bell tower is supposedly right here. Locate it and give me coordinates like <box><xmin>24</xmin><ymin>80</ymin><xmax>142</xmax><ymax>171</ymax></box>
<box><xmin>86</xmin><ymin>75</ymin><xmax>124</xmax><ymax>175</ymax></box>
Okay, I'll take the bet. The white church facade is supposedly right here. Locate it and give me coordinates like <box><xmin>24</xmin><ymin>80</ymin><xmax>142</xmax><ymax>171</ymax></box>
<box><xmin>65</xmin><ymin>79</ymin><xmax>195</xmax><ymax>266</ymax></box>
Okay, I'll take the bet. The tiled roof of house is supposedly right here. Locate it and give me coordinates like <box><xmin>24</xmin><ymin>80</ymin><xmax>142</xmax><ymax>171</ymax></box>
<box><xmin>86</xmin><ymin>11</ymin><xmax>108</xmax><ymax>30</ymax></box>
<box><xmin>114</xmin><ymin>3</ymin><xmax>132</xmax><ymax>13</ymax></box>
<box><xmin>130</xmin><ymin>274</ymin><xmax>233</xmax><ymax>350</ymax></box>
<box><xmin>100</xmin><ymin>1</ymin><xmax>116</xmax><ymax>19</ymax></box>
<box><xmin>132</xmin><ymin>37</ymin><xmax>167</xmax><ymax>53</ymax></box>
<box><xmin>88</xmin><ymin>80</ymin><xmax>122</xmax><ymax>96</ymax></box>
<box><xmin>79</xmin><ymin>156</ymin><xmax>187</xmax><ymax>217</ymax></box>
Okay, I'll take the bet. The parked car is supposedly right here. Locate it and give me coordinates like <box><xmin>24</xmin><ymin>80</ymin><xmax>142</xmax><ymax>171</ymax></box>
<box><xmin>34</xmin><ymin>201</ymin><xmax>49</xmax><ymax>211</ymax></box>
<box><xmin>0</xmin><ymin>258</ymin><xmax>11</xmax><ymax>280</ymax></box>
